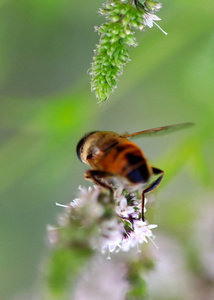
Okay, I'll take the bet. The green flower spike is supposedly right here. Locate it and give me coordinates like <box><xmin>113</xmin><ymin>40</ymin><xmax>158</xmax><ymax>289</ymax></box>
<box><xmin>90</xmin><ymin>0</ymin><xmax>165</xmax><ymax>103</ymax></box>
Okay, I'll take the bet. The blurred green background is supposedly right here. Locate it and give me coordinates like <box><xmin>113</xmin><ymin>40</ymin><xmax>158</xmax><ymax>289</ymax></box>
<box><xmin>0</xmin><ymin>0</ymin><xmax>214</xmax><ymax>299</ymax></box>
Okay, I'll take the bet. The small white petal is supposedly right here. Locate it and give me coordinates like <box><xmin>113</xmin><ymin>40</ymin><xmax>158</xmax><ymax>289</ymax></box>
<box><xmin>55</xmin><ymin>202</ymin><xmax>69</xmax><ymax>208</ymax></box>
<box><xmin>120</xmin><ymin>198</ymin><xmax>128</xmax><ymax>210</ymax></box>
<box><xmin>144</xmin><ymin>13</ymin><xmax>161</xmax><ymax>28</ymax></box>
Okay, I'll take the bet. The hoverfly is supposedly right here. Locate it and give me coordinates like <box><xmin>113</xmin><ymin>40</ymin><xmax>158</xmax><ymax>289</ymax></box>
<box><xmin>76</xmin><ymin>123</ymin><xmax>193</xmax><ymax>221</ymax></box>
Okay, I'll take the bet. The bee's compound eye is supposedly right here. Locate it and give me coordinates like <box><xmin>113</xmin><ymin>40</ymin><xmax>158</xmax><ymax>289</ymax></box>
<box><xmin>76</xmin><ymin>131</ymin><xmax>98</xmax><ymax>162</ymax></box>
<box><xmin>76</xmin><ymin>137</ymin><xmax>85</xmax><ymax>162</ymax></box>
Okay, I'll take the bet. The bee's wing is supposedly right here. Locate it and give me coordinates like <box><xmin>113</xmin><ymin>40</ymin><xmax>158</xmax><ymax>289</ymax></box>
<box><xmin>122</xmin><ymin>122</ymin><xmax>194</xmax><ymax>139</ymax></box>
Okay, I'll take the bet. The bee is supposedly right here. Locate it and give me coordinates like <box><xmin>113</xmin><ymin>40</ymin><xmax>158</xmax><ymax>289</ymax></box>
<box><xmin>76</xmin><ymin>123</ymin><xmax>193</xmax><ymax>221</ymax></box>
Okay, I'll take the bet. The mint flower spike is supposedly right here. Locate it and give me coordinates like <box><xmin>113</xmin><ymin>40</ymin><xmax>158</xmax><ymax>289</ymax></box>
<box><xmin>51</xmin><ymin>185</ymin><xmax>158</xmax><ymax>257</ymax></box>
<box><xmin>90</xmin><ymin>0</ymin><xmax>165</xmax><ymax>103</ymax></box>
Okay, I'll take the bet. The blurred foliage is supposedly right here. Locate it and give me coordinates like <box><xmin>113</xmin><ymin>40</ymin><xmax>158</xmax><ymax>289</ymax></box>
<box><xmin>0</xmin><ymin>0</ymin><xmax>214</xmax><ymax>299</ymax></box>
<box><xmin>126</xmin><ymin>258</ymin><xmax>152</xmax><ymax>300</ymax></box>
<box><xmin>46</xmin><ymin>246</ymin><xmax>92</xmax><ymax>299</ymax></box>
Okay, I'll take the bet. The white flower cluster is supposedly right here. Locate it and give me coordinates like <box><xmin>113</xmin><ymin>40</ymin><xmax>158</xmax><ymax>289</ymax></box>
<box><xmin>68</xmin><ymin>185</ymin><xmax>158</xmax><ymax>256</ymax></box>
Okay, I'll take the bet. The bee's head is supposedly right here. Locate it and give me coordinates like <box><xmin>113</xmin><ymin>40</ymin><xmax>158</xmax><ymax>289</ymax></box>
<box><xmin>76</xmin><ymin>131</ymin><xmax>98</xmax><ymax>163</ymax></box>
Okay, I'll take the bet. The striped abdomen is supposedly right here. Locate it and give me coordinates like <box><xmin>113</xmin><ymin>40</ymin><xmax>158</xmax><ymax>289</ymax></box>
<box><xmin>100</xmin><ymin>141</ymin><xmax>151</xmax><ymax>184</ymax></box>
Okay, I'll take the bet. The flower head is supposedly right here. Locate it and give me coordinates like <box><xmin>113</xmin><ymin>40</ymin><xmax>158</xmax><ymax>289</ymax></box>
<box><xmin>54</xmin><ymin>185</ymin><xmax>158</xmax><ymax>256</ymax></box>
<box><xmin>90</xmin><ymin>0</ymin><xmax>166</xmax><ymax>102</ymax></box>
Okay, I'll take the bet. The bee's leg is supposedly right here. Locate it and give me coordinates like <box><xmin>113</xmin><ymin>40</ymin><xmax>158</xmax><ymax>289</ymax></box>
<box><xmin>141</xmin><ymin>167</ymin><xmax>164</xmax><ymax>221</ymax></box>
<box><xmin>84</xmin><ymin>170</ymin><xmax>114</xmax><ymax>194</ymax></box>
